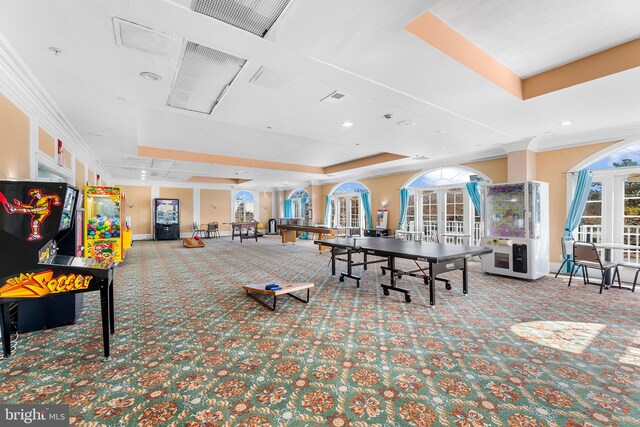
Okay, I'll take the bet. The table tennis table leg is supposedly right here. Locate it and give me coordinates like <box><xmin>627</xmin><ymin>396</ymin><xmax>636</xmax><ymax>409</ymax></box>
<box><xmin>429</xmin><ymin>262</ymin><xmax>436</xmax><ymax>306</ymax></box>
<box><xmin>331</xmin><ymin>247</ymin><xmax>336</xmax><ymax>275</ymax></box>
<box><xmin>463</xmin><ymin>257</ymin><xmax>468</xmax><ymax>295</ymax></box>
<box><xmin>380</xmin><ymin>257</ymin><xmax>411</xmax><ymax>302</ymax></box>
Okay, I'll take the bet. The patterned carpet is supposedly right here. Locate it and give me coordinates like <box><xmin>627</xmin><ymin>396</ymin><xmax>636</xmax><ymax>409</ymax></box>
<box><xmin>1</xmin><ymin>236</ymin><xmax>639</xmax><ymax>427</ymax></box>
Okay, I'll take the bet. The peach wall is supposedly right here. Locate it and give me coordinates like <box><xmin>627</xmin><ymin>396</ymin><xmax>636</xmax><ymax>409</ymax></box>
<box><xmin>124</xmin><ymin>186</ymin><xmax>152</xmax><ymax>236</ymax></box>
<box><xmin>75</xmin><ymin>160</ymin><xmax>85</xmax><ymax>190</ymax></box>
<box><xmin>61</xmin><ymin>147</ymin><xmax>71</xmax><ymax>170</ymax></box>
<box><xmin>309</xmin><ymin>184</ymin><xmax>323</xmax><ymax>224</ymax></box>
<box><xmin>160</xmin><ymin>187</ymin><xmax>193</xmax><ymax>234</ymax></box>
<box><xmin>360</xmin><ymin>172</ymin><xmax>417</xmax><ymax>232</ymax></box>
<box><xmin>536</xmin><ymin>140</ymin><xmax>618</xmax><ymax>263</ymax></box>
<box><xmin>507</xmin><ymin>151</ymin><xmax>526</xmax><ymax>182</ymax></box>
<box><xmin>0</xmin><ymin>94</ymin><xmax>30</xmax><ymax>179</ymax></box>
<box><xmin>463</xmin><ymin>158</ymin><xmax>508</xmax><ymax>183</ymax></box>
<box><xmin>38</xmin><ymin>128</ymin><xmax>55</xmax><ymax>159</ymax></box>
<box><xmin>88</xmin><ymin>169</ymin><xmax>96</xmax><ymax>185</ymax></box>
<box><xmin>259</xmin><ymin>191</ymin><xmax>273</xmax><ymax>227</ymax></box>
<box><xmin>200</xmin><ymin>189</ymin><xmax>232</xmax><ymax>232</ymax></box>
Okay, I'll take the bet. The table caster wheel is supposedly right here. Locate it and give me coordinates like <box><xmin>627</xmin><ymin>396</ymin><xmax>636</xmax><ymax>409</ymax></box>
<box><xmin>445</xmin><ymin>283</ymin><xmax>452</xmax><ymax>290</ymax></box>
<box><xmin>383</xmin><ymin>288</ymin><xmax>390</xmax><ymax>296</ymax></box>
<box><xmin>381</xmin><ymin>269</ymin><xmax>386</xmax><ymax>275</ymax></box>
<box><xmin>405</xmin><ymin>295</ymin><xmax>412</xmax><ymax>303</ymax></box>
<box><xmin>397</xmin><ymin>275</ymin><xmax>402</xmax><ymax>279</ymax></box>
<box><xmin>339</xmin><ymin>276</ymin><xmax>345</xmax><ymax>282</ymax></box>
<box><xmin>424</xmin><ymin>278</ymin><xmax>429</xmax><ymax>285</ymax></box>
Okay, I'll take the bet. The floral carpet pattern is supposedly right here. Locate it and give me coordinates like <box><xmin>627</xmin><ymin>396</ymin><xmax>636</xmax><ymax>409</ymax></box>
<box><xmin>1</xmin><ymin>237</ymin><xmax>639</xmax><ymax>427</ymax></box>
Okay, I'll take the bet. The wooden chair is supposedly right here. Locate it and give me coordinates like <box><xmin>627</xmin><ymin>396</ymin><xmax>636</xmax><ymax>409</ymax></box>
<box><xmin>192</xmin><ymin>222</ymin><xmax>206</xmax><ymax>238</ymax></box>
<box><xmin>615</xmin><ymin>261</ymin><xmax>640</xmax><ymax>292</ymax></box>
<box><xmin>554</xmin><ymin>237</ymin><xmax>575</xmax><ymax>278</ymax></box>
<box><xmin>569</xmin><ymin>241</ymin><xmax>620</xmax><ymax>293</ymax></box>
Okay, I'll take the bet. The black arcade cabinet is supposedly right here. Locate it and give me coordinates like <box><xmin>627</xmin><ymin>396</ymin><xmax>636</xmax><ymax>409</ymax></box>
<box><xmin>0</xmin><ymin>181</ymin><xmax>115</xmax><ymax>359</ymax></box>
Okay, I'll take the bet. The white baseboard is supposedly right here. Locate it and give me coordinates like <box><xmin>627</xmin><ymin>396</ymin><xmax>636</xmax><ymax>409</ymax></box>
<box><xmin>133</xmin><ymin>234</ymin><xmax>152</xmax><ymax>241</ymax></box>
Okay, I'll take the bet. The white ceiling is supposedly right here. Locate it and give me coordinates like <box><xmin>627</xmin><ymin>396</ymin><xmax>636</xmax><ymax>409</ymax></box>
<box><xmin>0</xmin><ymin>0</ymin><xmax>639</xmax><ymax>190</ymax></box>
<box><xmin>429</xmin><ymin>0</ymin><xmax>640</xmax><ymax>77</ymax></box>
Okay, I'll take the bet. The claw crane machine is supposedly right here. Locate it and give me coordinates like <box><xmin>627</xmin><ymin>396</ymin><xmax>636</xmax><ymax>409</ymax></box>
<box><xmin>481</xmin><ymin>181</ymin><xmax>549</xmax><ymax>280</ymax></box>
<box><xmin>84</xmin><ymin>186</ymin><xmax>131</xmax><ymax>262</ymax></box>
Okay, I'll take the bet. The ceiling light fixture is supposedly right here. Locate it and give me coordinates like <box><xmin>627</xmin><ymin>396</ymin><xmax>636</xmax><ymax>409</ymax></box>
<box><xmin>341</xmin><ymin>121</ymin><xmax>354</xmax><ymax>127</ymax></box>
<box><xmin>140</xmin><ymin>71</ymin><xmax>162</xmax><ymax>81</ymax></box>
<box><xmin>441</xmin><ymin>147</ymin><xmax>450</xmax><ymax>150</ymax></box>
<box><xmin>49</xmin><ymin>47</ymin><xmax>63</xmax><ymax>56</ymax></box>
<box><xmin>397</xmin><ymin>120</ymin><xmax>416</xmax><ymax>127</ymax></box>
<box><xmin>559</xmin><ymin>120</ymin><xmax>573</xmax><ymax>126</ymax></box>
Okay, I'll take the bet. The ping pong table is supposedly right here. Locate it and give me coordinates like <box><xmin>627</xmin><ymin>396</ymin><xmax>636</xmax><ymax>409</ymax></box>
<box><xmin>315</xmin><ymin>237</ymin><xmax>492</xmax><ymax>306</ymax></box>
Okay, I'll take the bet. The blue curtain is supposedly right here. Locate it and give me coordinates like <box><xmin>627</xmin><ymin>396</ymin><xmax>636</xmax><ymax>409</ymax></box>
<box><xmin>360</xmin><ymin>192</ymin><xmax>372</xmax><ymax>229</ymax></box>
<box><xmin>284</xmin><ymin>199</ymin><xmax>292</xmax><ymax>218</ymax></box>
<box><xmin>465</xmin><ymin>181</ymin><xmax>482</xmax><ymax>215</ymax></box>
<box><xmin>324</xmin><ymin>195</ymin><xmax>331</xmax><ymax>226</ymax></box>
<box><xmin>398</xmin><ymin>188</ymin><xmax>409</xmax><ymax>230</ymax></box>
<box><xmin>564</xmin><ymin>169</ymin><xmax>593</xmax><ymax>238</ymax></box>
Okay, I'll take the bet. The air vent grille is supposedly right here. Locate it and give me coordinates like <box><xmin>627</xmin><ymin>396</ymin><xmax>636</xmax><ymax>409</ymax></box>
<box><xmin>113</xmin><ymin>17</ymin><xmax>173</xmax><ymax>58</ymax></box>
<box><xmin>168</xmin><ymin>42</ymin><xmax>246</xmax><ymax>114</ymax></box>
<box><xmin>191</xmin><ymin>0</ymin><xmax>291</xmax><ymax>37</ymax></box>
<box><xmin>321</xmin><ymin>91</ymin><xmax>347</xmax><ymax>104</ymax></box>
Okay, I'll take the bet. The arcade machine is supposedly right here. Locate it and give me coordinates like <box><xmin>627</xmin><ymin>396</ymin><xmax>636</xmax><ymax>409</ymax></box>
<box><xmin>0</xmin><ymin>181</ymin><xmax>115</xmax><ymax>359</ymax></box>
<box><xmin>154</xmin><ymin>198</ymin><xmax>180</xmax><ymax>240</ymax></box>
<box><xmin>84</xmin><ymin>186</ymin><xmax>131</xmax><ymax>262</ymax></box>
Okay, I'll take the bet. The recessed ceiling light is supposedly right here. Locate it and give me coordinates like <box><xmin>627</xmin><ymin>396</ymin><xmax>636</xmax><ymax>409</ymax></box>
<box><xmin>434</xmin><ymin>129</ymin><xmax>445</xmax><ymax>134</ymax></box>
<box><xmin>341</xmin><ymin>121</ymin><xmax>354</xmax><ymax>127</ymax></box>
<box><xmin>49</xmin><ymin>47</ymin><xmax>63</xmax><ymax>56</ymax></box>
<box><xmin>140</xmin><ymin>71</ymin><xmax>162</xmax><ymax>81</ymax></box>
<box><xmin>141</xmin><ymin>170</ymin><xmax>146</xmax><ymax>174</ymax></box>
<box><xmin>474</xmin><ymin>144</ymin><xmax>483</xmax><ymax>147</ymax></box>
<box><xmin>397</xmin><ymin>120</ymin><xmax>416</xmax><ymax>127</ymax></box>
<box><xmin>284</xmin><ymin>181</ymin><xmax>288</xmax><ymax>184</ymax></box>
<box><xmin>559</xmin><ymin>120</ymin><xmax>573</xmax><ymax>126</ymax></box>
<box><xmin>441</xmin><ymin>147</ymin><xmax>450</xmax><ymax>150</ymax></box>
<box><xmin>141</xmin><ymin>176</ymin><xmax>146</xmax><ymax>180</ymax></box>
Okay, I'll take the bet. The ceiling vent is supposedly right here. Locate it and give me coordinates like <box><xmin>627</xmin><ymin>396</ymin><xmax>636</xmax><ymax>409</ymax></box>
<box><xmin>248</xmin><ymin>65</ymin><xmax>295</xmax><ymax>91</ymax></box>
<box><xmin>191</xmin><ymin>0</ymin><xmax>291</xmax><ymax>37</ymax></box>
<box><xmin>113</xmin><ymin>17</ymin><xmax>173</xmax><ymax>58</ymax></box>
<box><xmin>167</xmin><ymin>42</ymin><xmax>246</xmax><ymax>114</ymax></box>
<box><xmin>321</xmin><ymin>91</ymin><xmax>347</xmax><ymax>104</ymax></box>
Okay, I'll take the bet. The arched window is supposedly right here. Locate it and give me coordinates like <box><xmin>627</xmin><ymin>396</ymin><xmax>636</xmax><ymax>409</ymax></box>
<box><xmin>574</xmin><ymin>142</ymin><xmax>640</xmax><ymax>266</ymax></box>
<box><xmin>288</xmin><ymin>189</ymin><xmax>310</xmax><ymax>219</ymax></box>
<box><xmin>234</xmin><ymin>191</ymin><xmax>255</xmax><ymax>223</ymax></box>
<box><xmin>328</xmin><ymin>181</ymin><xmax>368</xmax><ymax>229</ymax></box>
<box><xmin>403</xmin><ymin>167</ymin><xmax>488</xmax><ymax>245</ymax></box>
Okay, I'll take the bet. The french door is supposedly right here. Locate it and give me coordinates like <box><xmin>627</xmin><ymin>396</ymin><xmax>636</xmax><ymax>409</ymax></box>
<box><xmin>413</xmin><ymin>187</ymin><xmax>475</xmax><ymax>244</ymax></box>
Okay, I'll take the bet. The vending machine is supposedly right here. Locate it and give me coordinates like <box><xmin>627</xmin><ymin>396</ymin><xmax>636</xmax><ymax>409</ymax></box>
<box><xmin>481</xmin><ymin>181</ymin><xmax>549</xmax><ymax>280</ymax></box>
<box><xmin>154</xmin><ymin>198</ymin><xmax>180</xmax><ymax>240</ymax></box>
<box><xmin>84</xmin><ymin>186</ymin><xmax>131</xmax><ymax>262</ymax></box>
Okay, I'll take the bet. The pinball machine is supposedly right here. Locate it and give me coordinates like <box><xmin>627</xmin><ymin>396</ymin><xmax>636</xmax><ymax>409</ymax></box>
<box><xmin>0</xmin><ymin>181</ymin><xmax>115</xmax><ymax>360</ymax></box>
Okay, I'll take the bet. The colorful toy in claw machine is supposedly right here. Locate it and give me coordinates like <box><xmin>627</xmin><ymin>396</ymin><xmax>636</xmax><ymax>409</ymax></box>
<box><xmin>84</xmin><ymin>186</ymin><xmax>129</xmax><ymax>262</ymax></box>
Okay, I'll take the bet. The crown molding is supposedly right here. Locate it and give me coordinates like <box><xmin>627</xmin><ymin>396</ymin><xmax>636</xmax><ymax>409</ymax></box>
<box><xmin>0</xmin><ymin>32</ymin><xmax>110</xmax><ymax>180</ymax></box>
<box><xmin>534</xmin><ymin>122</ymin><xmax>640</xmax><ymax>152</ymax></box>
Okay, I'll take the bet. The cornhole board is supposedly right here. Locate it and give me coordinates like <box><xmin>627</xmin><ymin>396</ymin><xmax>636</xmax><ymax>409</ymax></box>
<box><xmin>183</xmin><ymin>237</ymin><xmax>205</xmax><ymax>248</ymax></box>
<box><xmin>243</xmin><ymin>283</ymin><xmax>314</xmax><ymax>311</ymax></box>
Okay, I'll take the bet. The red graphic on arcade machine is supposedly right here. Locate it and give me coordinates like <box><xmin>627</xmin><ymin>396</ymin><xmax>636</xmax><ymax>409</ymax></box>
<box><xmin>0</xmin><ymin>189</ymin><xmax>61</xmax><ymax>240</ymax></box>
